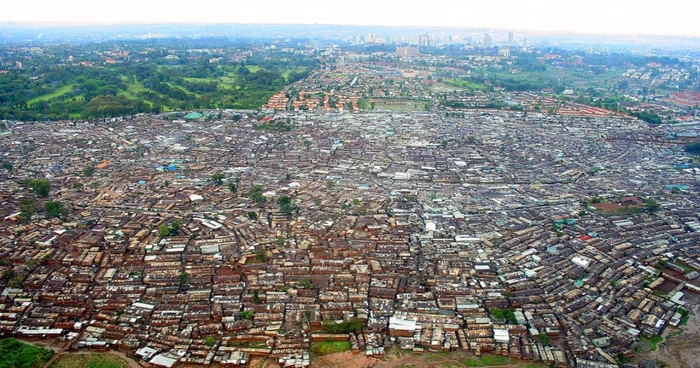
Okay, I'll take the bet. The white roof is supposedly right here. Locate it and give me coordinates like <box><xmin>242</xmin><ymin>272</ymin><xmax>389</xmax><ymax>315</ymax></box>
<box><xmin>150</xmin><ymin>354</ymin><xmax>178</xmax><ymax>368</ymax></box>
<box><xmin>133</xmin><ymin>302</ymin><xmax>155</xmax><ymax>310</ymax></box>
<box><xmin>494</xmin><ymin>328</ymin><xmax>510</xmax><ymax>342</ymax></box>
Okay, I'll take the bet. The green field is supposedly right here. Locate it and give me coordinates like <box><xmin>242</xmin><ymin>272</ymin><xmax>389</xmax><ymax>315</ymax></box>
<box><xmin>640</xmin><ymin>336</ymin><xmax>664</xmax><ymax>352</ymax></box>
<box><xmin>310</xmin><ymin>341</ymin><xmax>351</xmax><ymax>356</ymax></box>
<box><xmin>28</xmin><ymin>84</ymin><xmax>75</xmax><ymax>104</ymax></box>
<box><xmin>283</xmin><ymin>66</ymin><xmax>308</xmax><ymax>82</ymax></box>
<box><xmin>445</xmin><ymin>78</ymin><xmax>489</xmax><ymax>90</ymax></box>
<box><xmin>49</xmin><ymin>353</ymin><xmax>129</xmax><ymax>368</ymax></box>
<box><xmin>0</xmin><ymin>338</ymin><xmax>54</xmax><ymax>368</ymax></box>
<box><xmin>183</xmin><ymin>77</ymin><xmax>217</xmax><ymax>83</ymax></box>
<box><xmin>482</xmin><ymin>66</ymin><xmax>627</xmax><ymax>89</ymax></box>
<box><xmin>117</xmin><ymin>83</ymin><xmax>152</xmax><ymax>102</ymax></box>
<box><xmin>464</xmin><ymin>355</ymin><xmax>510</xmax><ymax>366</ymax></box>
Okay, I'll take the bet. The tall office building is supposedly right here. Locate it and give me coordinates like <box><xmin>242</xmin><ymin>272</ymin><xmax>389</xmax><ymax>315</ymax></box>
<box><xmin>508</xmin><ymin>32</ymin><xmax>514</xmax><ymax>46</ymax></box>
<box><xmin>482</xmin><ymin>34</ymin><xmax>492</xmax><ymax>48</ymax></box>
<box><xmin>418</xmin><ymin>33</ymin><xmax>431</xmax><ymax>47</ymax></box>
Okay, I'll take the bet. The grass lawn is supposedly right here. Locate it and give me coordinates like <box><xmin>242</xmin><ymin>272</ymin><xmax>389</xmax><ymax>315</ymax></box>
<box><xmin>246</xmin><ymin>65</ymin><xmax>262</xmax><ymax>73</ymax></box>
<box><xmin>482</xmin><ymin>66</ymin><xmax>626</xmax><ymax>89</ymax></box>
<box><xmin>165</xmin><ymin>82</ymin><xmax>201</xmax><ymax>97</ymax></box>
<box><xmin>49</xmin><ymin>353</ymin><xmax>129</xmax><ymax>368</ymax></box>
<box><xmin>640</xmin><ymin>336</ymin><xmax>664</xmax><ymax>352</ymax></box>
<box><xmin>0</xmin><ymin>338</ymin><xmax>54</xmax><ymax>368</ymax></box>
<box><xmin>28</xmin><ymin>84</ymin><xmax>74</xmax><ymax>104</ymax></box>
<box><xmin>310</xmin><ymin>341</ymin><xmax>351</xmax><ymax>356</ymax></box>
<box><xmin>117</xmin><ymin>83</ymin><xmax>155</xmax><ymax>106</ymax></box>
<box><xmin>464</xmin><ymin>355</ymin><xmax>511</xmax><ymax>366</ymax></box>
<box><xmin>183</xmin><ymin>77</ymin><xmax>217</xmax><ymax>83</ymax></box>
<box><xmin>282</xmin><ymin>66</ymin><xmax>308</xmax><ymax>82</ymax></box>
<box><xmin>445</xmin><ymin>78</ymin><xmax>488</xmax><ymax>90</ymax></box>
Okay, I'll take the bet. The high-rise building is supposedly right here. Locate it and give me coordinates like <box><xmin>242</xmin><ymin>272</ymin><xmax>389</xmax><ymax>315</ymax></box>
<box><xmin>482</xmin><ymin>34</ymin><xmax>491</xmax><ymax>48</ymax></box>
<box><xmin>508</xmin><ymin>32</ymin><xmax>514</xmax><ymax>46</ymax></box>
<box><xmin>418</xmin><ymin>33</ymin><xmax>430</xmax><ymax>47</ymax></box>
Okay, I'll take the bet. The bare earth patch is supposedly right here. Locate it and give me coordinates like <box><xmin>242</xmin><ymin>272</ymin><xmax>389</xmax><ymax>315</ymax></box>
<box><xmin>634</xmin><ymin>292</ymin><xmax>700</xmax><ymax>368</ymax></box>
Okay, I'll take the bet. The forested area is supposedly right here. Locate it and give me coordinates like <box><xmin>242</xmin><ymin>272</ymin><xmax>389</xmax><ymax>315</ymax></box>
<box><xmin>0</xmin><ymin>41</ymin><xmax>318</xmax><ymax>120</ymax></box>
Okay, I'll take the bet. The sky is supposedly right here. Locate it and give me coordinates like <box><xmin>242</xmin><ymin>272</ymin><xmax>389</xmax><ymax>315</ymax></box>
<box><xmin>2</xmin><ymin>0</ymin><xmax>699</xmax><ymax>37</ymax></box>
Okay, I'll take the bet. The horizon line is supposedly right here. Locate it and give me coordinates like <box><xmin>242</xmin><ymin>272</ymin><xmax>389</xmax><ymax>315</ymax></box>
<box><xmin>1</xmin><ymin>21</ymin><xmax>699</xmax><ymax>39</ymax></box>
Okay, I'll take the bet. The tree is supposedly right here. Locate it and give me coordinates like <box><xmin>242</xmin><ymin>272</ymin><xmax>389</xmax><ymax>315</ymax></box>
<box><xmin>247</xmin><ymin>211</ymin><xmax>258</xmax><ymax>220</ymax></box>
<box><xmin>2</xmin><ymin>269</ymin><xmax>15</xmax><ymax>281</ymax></box>
<box><xmin>228</xmin><ymin>182</ymin><xmax>238</xmax><ymax>194</ymax></box>
<box><xmin>18</xmin><ymin>198</ymin><xmax>36</xmax><ymax>224</ymax></box>
<box><xmin>685</xmin><ymin>141</ymin><xmax>700</xmax><ymax>155</ymax></box>
<box><xmin>252</xmin><ymin>290</ymin><xmax>260</xmax><ymax>303</ymax></box>
<box><xmin>26</xmin><ymin>179</ymin><xmax>50</xmax><ymax>197</ymax></box>
<box><xmin>159</xmin><ymin>220</ymin><xmax>182</xmax><ymax>236</ymax></box>
<box><xmin>239</xmin><ymin>311</ymin><xmax>255</xmax><ymax>320</ymax></box>
<box><xmin>279</xmin><ymin>195</ymin><xmax>294</xmax><ymax>214</ymax></box>
<box><xmin>159</xmin><ymin>223</ymin><xmax>171</xmax><ymax>237</ymax></box>
<box><xmin>248</xmin><ymin>184</ymin><xmax>265</xmax><ymax>206</ymax></box>
<box><xmin>178</xmin><ymin>272</ymin><xmax>190</xmax><ymax>289</ymax></box>
<box><xmin>204</xmin><ymin>336</ymin><xmax>216</xmax><ymax>348</ymax></box>
<box><xmin>171</xmin><ymin>219</ymin><xmax>183</xmax><ymax>233</ymax></box>
<box><xmin>1</xmin><ymin>161</ymin><xmax>12</xmax><ymax>173</ymax></box>
<box><xmin>211</xmin><ymin>173</ymin><xmax>225</xmax><ymax>185</ymax></box>
<box><xmin>83</xmin><ymin>165</ymin><xmax>95</xmax><ymax>177</ymax></box>
<box><xmin>299</xmin><ymin>279</ymin><xmax>314</xmax><ymax>289</ymax></box>
<box><xmin>44</xmin><ymin>201</ymin><xmax>68</xmax><ymax>219</ymax></box>
<box><xmin>256</xmin><ymin>248</ymin><xmax>269</xmax><ymax>262</ymax></box>
<box><xmin>645</xmin><ymin>198</ymin><xmax>660</xmax><ymax>212</ymax></box>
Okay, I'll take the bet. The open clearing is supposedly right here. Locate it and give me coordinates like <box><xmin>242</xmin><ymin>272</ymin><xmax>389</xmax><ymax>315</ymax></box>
<box><xmin>307</xmin><ymin>350</ymin><xmax>549</xmax><ymax>368</ymax></box>
<box><xmin>28</xmin><ymin>84</ymin><xmax>74</xmax><ymax>104</ymax></box>
<box><xmin>49</xmin><ymin>353</ymin><xmax>130</xmax><ymax>368</ymax></box>
<box><xmin>634</xmin><ymin>291</ymin><xmax>700</xmax><ymax>368</ymax></box>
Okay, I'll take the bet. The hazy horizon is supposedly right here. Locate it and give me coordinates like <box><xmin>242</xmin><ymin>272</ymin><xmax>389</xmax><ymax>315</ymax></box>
<box><xmin>2</xmin><ymin>0</ymin><xmax>699</xmax><ymax>37</ymax></box>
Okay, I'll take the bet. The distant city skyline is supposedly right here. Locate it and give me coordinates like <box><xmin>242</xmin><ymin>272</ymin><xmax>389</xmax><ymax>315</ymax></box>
<box><xmin>3</xmin><ymin>0</ymin><xmax>699</xmax><ymax>37</ymax></box>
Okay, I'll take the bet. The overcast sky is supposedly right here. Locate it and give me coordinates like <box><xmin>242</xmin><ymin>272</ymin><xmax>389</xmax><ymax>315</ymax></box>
<box><xmin>2</xmin><ymin>0</ymin><xmax>698</xmax><ymax>36</ymax></box>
